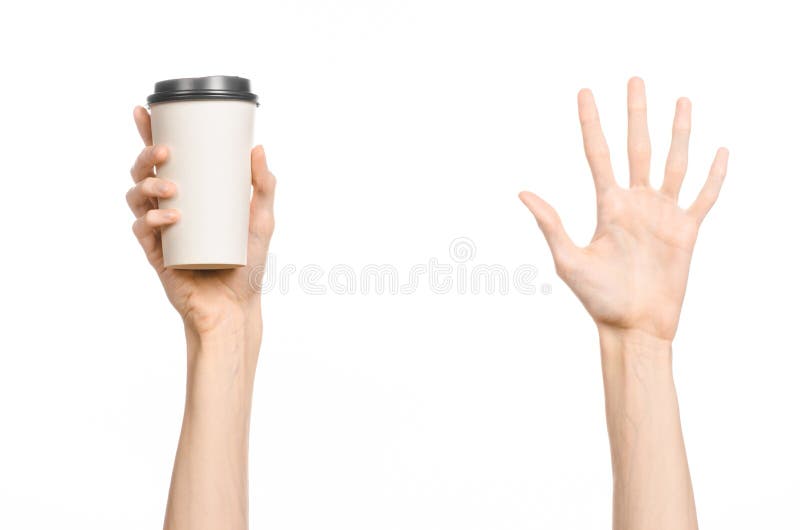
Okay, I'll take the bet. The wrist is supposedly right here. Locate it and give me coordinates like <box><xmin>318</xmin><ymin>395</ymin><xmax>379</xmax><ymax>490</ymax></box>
<box><xmin>598</xmin><ymin>325</ymin><xmax>674</xmax><ymax>396</ymax></box>
<box><xmin>598</xmin><ymin>325</ymin><xmax>678</xmax><ymax>440</ymax></box>
<box><xmin>597</xmin><ymin>324</ymin><xmax>673</xmax><ymax>363</ymax></box>
<box><xmin>184</xmin><ymin>304</ymin><xmax>262</xmax><ymax>377</ymax></box>
<box><xmin>183</xmin><ymin>301</ymin><xmax>261</xmax><ymax>337</ymax></box>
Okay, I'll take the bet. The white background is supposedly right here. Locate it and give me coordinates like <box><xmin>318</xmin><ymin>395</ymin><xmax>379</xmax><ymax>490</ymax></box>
<box><xmin>1</xmin><ymin>1</ymin><xmax>798</xmax><ymax>528</ymax></box>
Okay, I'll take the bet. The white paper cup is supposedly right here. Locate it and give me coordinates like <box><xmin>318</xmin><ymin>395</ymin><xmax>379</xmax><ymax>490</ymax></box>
<box><xmin>147</xmin><ymin>76</ymin><xmax>258</xmax><ymax>269</ymax></box>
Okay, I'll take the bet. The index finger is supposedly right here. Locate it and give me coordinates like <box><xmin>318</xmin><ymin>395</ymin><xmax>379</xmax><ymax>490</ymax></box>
<box><xmin>578</xmin><ymin>89</ymin><xmax>616</xmax><ymax>194</ymax></box>
<box><xmin>133</xmin><ymin>106</ymin><xmax>153</xmax><ymax>146</ymax></box>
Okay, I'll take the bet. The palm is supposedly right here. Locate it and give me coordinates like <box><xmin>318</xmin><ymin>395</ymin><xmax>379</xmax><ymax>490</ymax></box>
<box><xmin>570</xmin><ymin>187</ymin><xmax>697</xmax><ymax>339</ymax></box>
<box><xmin>154</xmin><ymin>220</ymin><xmax>272</xmax><ymax>325</ymax></box>
<box><xmin>521</xmin><ymin>78</ymin><xmax>727</xmax><ymax>340</ymax></box>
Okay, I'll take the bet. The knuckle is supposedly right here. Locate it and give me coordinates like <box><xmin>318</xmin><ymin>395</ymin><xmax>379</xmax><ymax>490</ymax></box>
<box><xmin>141</xmin><ymin>177</ymin><xmax>158</xmax><ymax>195</ymax></box>
<box><xmin>125</xmin><ymin>186</ymin><xmax>137</xmax><ymax>207</ymax></box>
<box><xmin>669</xmin><ymin>153</ymin><xmax>688</xmax><ymax>166</ymax></box>
<box><xmin>144</xmin><ymin>243</ymin><xmax>162</xmax><ymax>264</ymax></box>
<box><xmin>144</xmin><ymin>209</ymin><xmax>159</xmax><ymax>226</ymax></box>
<box><xmin>665</xmin><ymin>165</ymin><xmax>686</xmax><ymax>177</ymax></box>
<box><xmin>136</xmin><ymin>146</ymin><xmax>153</xmax><ymax>166</ymax></box>
<box><xmin>629</xmin><ymin>142</ymin><xmax>650</xmax><ymax>156</ymax></box>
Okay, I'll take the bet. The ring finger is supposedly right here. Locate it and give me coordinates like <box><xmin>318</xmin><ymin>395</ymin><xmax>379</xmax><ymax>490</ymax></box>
<box><xmin>126</xmin><ymin>177</ymin><xmax>177</xmax><ymax>217</ymax></box>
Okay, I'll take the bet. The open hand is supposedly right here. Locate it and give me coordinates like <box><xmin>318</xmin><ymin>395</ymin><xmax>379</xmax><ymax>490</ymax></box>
<box><xmin>520</xmin><ymin>78</ymin><xmax>728</xmax><ymax>341</ymax></box>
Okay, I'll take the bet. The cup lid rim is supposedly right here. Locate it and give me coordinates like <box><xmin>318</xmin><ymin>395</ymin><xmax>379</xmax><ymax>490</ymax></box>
<box><xmin>147</xmin><ymin>75</ymin><xmax>258</xmax><ymax>105</ymax></box>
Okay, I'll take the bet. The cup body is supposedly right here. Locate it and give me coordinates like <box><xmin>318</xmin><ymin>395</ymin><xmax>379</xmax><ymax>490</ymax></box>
<box><xmin>150</xmin><ymin>99</ymin><xmax>255</xmax><ymax>269</ymax></box>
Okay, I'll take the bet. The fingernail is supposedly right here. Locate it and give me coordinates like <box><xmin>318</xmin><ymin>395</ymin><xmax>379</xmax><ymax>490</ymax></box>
<box><xmin>163</xmin><ymin>210</ymin><xmax>177</xmax><ymax>221</ymax></box>
<box><xmin>157</xmin><ymin>182</ymin><xmax>171</xmax><ymax>195</ymax></box>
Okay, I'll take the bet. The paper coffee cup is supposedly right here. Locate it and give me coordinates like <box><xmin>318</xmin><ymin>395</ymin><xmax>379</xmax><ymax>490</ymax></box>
<box><xmin>147</xmin><ymin>76</ymin><xmax>258</xmax><ymax>269</ymax></box>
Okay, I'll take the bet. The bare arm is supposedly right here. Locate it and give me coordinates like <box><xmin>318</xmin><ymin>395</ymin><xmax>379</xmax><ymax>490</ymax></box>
<box><xmin>127</xmin><ymin>106</ymin><xmax>276</xmax><ymax>530</ymax></box>
<box><xmin>164</xmin><ymin>316</ymin><xmax>261</xmax><ymax>529</ymax></box>
<box><xmin>600</xmin><ymin>328</ymin><xmax>696</xmax><ymax>529</ymax></box>
<box><xmin>520</xmin><ymin>78</ymin><xmax>728</xmax><ymax>529</ymax></box>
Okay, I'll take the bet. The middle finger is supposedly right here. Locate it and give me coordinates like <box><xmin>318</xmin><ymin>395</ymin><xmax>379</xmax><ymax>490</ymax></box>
<box><xmin>130</xmin><ymin>145</ymin><xmax>168</xmax><ymax>183</ymax></box>
<box><xmin>627</xmin><ymin>77</ymin><xmax>651</xmax><ymax>188</ymax></box>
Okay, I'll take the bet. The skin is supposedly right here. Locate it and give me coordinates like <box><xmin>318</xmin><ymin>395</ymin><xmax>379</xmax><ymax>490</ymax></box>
<box><xmin>520</xmin><ymin>77</ymin><xmax>728</xmax><ymax>530</ymax></box>
<box><xmin>127</xmin><ymin>77</ymin><xmax>724</xmax><ymax>530</ymax></box>
<box><xmin>127</xmin><ymin>106</ymin><xmax>276</xmax><ymax>530</ymax></box>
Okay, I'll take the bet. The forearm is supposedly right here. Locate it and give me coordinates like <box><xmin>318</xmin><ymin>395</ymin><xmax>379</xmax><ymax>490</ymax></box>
<box><xmin>599</xmin><ymin>326</ymin><xmax>697</xmax><ymax>530</ymax></box>
<box><xmin>164</xmin><ymin>310</ymin><xmax>262</xmax><ymax>530</ymax></box>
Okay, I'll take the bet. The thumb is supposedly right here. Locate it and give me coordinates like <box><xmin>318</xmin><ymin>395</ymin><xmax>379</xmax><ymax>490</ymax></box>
<box><xmin>247</xmin><ymin>145</ymin><xmax>277</xmax><ymax>261</ymax></box>
<box><xmin>251</xmin><ymin>145</ymin><xmax>276</xmax><ymax>209</ymax></box>
<box><xmin>518</xmin><ymin>191</ymin><xmax>579</xmax><ymax>273</ymax></box>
